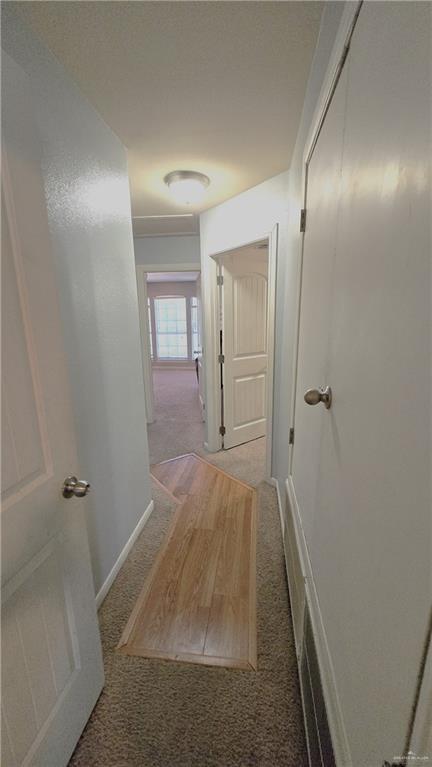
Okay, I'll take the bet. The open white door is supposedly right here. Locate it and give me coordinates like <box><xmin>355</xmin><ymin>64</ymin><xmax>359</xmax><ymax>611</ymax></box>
<box><xmin>221</xmin><ymin>248</ymin><xmax>268</xmax><ymax>449</ymax></box>
<box><xmin>195</xmin><ymin>274</ymin><xmax>205</xmax><ymax>421</ymax></box>
<box><xmin>1</xmin><ymin>52</ymin><xmax>104</xmax><ymax>767</ymax></box>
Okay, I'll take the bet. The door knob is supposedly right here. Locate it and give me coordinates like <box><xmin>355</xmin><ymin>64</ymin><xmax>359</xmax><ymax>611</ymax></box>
<box><xmin>304</xmin><ymin>386</ymin><xmax>332</xmax><ymax>409</ymax></box>
<box><xmin>62</xmin><ymin>476</ymin><xmax>91</xmax><ymax>498</ymax></box>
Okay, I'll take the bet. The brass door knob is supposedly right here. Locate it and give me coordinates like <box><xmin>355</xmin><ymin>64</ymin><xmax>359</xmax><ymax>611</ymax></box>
<box><xmin>304</xmin><ymin>386</ymin><xmax>332</xmax><ymax>409</ymax></box>
<box><xmin>62</xmin><ymin>476</ymin><xmax>91</xmax><ymax>498</ymax></box>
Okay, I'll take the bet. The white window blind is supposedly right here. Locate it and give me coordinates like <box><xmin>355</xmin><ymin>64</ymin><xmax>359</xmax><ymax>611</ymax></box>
<box><xmin>154</xmin><ymin>296</ymin><xmax>188</xmax><ymax>359</ymax></box>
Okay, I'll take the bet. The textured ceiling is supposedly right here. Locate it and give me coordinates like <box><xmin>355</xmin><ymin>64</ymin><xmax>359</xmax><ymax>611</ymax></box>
<box><xmin>16</xmin><ymin>1</ymin><xmax>323</xmax><ymax>235</ymax></box>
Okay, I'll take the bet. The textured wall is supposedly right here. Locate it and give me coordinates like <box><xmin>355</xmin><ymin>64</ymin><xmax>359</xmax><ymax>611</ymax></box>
<box><xmin>2</xmin><ymin>9</ymin><xmax>152</xmax><ymax>597</ymax></box>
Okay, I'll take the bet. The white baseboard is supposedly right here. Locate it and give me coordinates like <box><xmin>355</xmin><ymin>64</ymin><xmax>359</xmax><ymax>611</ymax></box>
<box><xmin>95</xmin><ymin>499</ymin><xmax>155</xmax><ymax>610</ymax></box>
<box><xmin>285</xmin><ymin>477</ymin><xmax>352</xmax><ymax>767</ymax></box>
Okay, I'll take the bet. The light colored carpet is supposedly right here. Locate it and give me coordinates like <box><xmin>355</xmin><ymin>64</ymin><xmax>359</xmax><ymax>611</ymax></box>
<box><xmin>68</xmin><ymin>370</ymin><xmax>308</xmax><ymax>766</ymax></box>
<box><xmin>147</xmin><ymin>368</ymin><xmax>204</xmax><ymax>465</ymax></box>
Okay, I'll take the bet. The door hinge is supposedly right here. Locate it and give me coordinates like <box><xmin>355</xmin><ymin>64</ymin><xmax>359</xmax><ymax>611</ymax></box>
<box><xmin>218</xmin><ymin>353</ymin><xmax>225</xmax><ymax>364</ymax></box>
<box><xmin>289</xmin><ymin>427</ymin><xmax>295</xmax><ymax>445</ymax></box>
<box><xmin>217</xmin><ymin>275</ymin><xmax>224</xmax><ymax>286</ymax></box>
<box><xmin>219</xmin><ymin>425</ymin><xmax>226</xmax><ymax>436</ymax></box>
<box><xmin>300</xmin><ymin>208</ymin><xmax>307</xmax><ymax>233</ymax></box>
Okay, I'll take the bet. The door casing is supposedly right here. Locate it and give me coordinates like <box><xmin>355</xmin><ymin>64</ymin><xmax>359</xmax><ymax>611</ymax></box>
<box><xmin>136</xmin><ymin>262</ymin><xmax>202</xmax><ymax>427</ymax></box>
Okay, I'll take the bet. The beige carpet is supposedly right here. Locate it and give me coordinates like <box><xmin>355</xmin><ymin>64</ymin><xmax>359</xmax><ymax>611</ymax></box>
<box><xmin>147</xmin><ymin>368</ymin><xmax>204</xmax><ymax>465</ymax></box>
<box><xmin>68</xmin><ymin>370</ymin><xmax>308</xmax><ymax>766</ymax></box>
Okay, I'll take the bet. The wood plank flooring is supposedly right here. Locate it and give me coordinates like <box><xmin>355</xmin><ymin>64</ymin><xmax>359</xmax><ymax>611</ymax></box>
<box><xmin>117</xmin><ymin>454</ymin><xmax>257</xmax><ymax>670</ymax></box>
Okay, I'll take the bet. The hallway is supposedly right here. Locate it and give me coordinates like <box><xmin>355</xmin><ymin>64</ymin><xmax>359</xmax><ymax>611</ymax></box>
<box><xmin>69</xmin><ymin>436</ymin><xmax>306</xmax><ymax>766</ymax></box>
<box><xmin>4</xmin><ymin>4</ymin><xmax>430</xmax><ymax>764</ymax></box>
<box><xmin>147</xmin><ymin>368</ymin><xmax>205</xmax><ymax>464</ymax></box>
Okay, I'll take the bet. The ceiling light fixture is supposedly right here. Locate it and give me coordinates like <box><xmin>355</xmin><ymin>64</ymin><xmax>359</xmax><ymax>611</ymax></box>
<box><xmin>164</xmin><ymin>170</ymin><xmax>210</xmax><ymax>206</ymax></box>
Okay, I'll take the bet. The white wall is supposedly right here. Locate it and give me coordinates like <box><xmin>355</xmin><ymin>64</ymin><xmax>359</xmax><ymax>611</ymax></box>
<box><xmin>2</xmin><ymin>10</ymin><xmax>152</xmax><ymax>598</ymax></box>
<box><xmin>134</xmin><ymin>235</ymin><xmax>200</xmax><ymax>267</ymax></box>
<box><xmin>147</xmin><ymin>281</ymin><xmax>198</xmax><ymax>299</ymax></box>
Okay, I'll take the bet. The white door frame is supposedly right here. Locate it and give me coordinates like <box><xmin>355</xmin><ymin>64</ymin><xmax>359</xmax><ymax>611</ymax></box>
<box><xmin>205</xmin><ymin>225</ymin><xmax>278</xmax><ymax>480</ymax></box>
<box><xmin>136</xmin><ymin>268</ymin><xmax>155</xmax><ymax>423</ymax></box>
<box><xmin>135</xmin><ymin>263</ymin><xmax>202</xmax><ymax>424</ymax></box>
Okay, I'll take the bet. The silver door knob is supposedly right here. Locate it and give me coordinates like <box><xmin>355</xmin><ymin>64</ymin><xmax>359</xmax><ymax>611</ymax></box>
<box><xmin>62</xmin><ymin>476</ymin><xmax>90</xmax><ymax>498</ymax></box>
<box><xmin>304</xmin><ymin>386</ymin><xmax>332</xmax><ymax>409</ymax></box>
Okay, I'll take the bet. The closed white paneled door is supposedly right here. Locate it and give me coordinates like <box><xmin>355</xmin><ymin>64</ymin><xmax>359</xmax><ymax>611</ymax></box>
<box><xmin>1</xmin><ymin>53</ymin><xmax>104</xmax><ymax>766</ymax></box>
<box><xmin>291</xmin><ymin>61</ymin><xmax>349</xmax><ymax>546</ymax></box>
<box><xmin>290</xmin><ymin>3</ymin><xmax>431</xmax><ymax>765</ymax></box>
<box><xmin>221</xmin><ymin>248</ymin><xmax>268</xmax><ymax>449</ymax></box>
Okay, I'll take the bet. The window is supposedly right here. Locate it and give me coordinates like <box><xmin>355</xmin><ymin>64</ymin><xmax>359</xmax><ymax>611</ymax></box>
<box><xmin>191</xmin><ymin>296</ymin><xmax>199</xmax><ymax>355</ymax></box>
<box><xmin>147</xmin><ymin>297</ymin><xmax>153</xmax><ymax>359</ymax></box>
<box><xmin>154</xmin><ymin>296</ymin><xmax>188</xmax><ymax>359</ymax></box>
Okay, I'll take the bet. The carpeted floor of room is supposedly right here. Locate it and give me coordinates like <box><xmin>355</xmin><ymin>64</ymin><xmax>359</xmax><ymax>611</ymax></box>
<box><xmin>68</xmin><ymin>368</ymin><xmax>308</xmax><ymax>766</ymax></box>
<box><xmin>147</xmin><ymin>367</ymin><xmax>205</xmax><ymax>465</ymax></box>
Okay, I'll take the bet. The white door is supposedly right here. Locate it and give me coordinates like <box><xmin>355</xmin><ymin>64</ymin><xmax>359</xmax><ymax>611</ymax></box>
<box><xmin>221</xmin><ymin>249</ymin><xmax>268</xmax><ymax>449</ymax></box>
<box><xmin>289</xmin><ymin>4</ymin><xmax>431</xmax><ymax>765</ymax></box>
<box><xmin>195</xmin><ymin>275</ymin><xmax>205</xmax><ymax>420</ymax></box>
<box><xmin>1</xmin><ymin>52</ymin><xmax>104</xmax><ymax>767</ymax></box>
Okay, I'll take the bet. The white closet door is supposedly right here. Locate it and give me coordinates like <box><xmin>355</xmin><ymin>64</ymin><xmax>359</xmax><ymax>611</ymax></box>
<box><xmin>2</xmin><ymin>52</ymin><xmax>104</xmax><ymax>767</ymax></box>
<box><xmin>290</xmin><ymin>62</ymin><xmax>349</xmax><ymax>545</ymax></box>
<box><xmin>222</xmin><ymin>250</ymin><xmax>268</xmax><ymax>449</ymax></box>
<box><xmin>290</xmin><ymin>3</ymin><xmax>431</xmax><ymax>764</ymax></box>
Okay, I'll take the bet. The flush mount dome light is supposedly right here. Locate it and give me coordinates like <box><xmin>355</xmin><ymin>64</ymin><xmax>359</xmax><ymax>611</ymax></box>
<box><xmin>164</xmin><ymin>170</ymin><xmax>210</xmax><ymax>206</ymax></box>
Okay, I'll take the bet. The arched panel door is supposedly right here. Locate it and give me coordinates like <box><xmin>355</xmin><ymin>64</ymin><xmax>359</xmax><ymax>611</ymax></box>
<box><xmin>221</xmin><ymin>249</ymin><xmax>268</xmax><ymax>449</ymax></box>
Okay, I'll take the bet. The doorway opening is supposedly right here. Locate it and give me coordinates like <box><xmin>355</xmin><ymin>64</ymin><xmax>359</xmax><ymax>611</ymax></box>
<box><xmin>207</xmin><ymin>228</ymin><xmax>278</xmax><ymax>480</ymax></box>
<box><xmin>136</xmin><ymin>266</ymin><xmax>205</xmax><ymax>464</ymax></box>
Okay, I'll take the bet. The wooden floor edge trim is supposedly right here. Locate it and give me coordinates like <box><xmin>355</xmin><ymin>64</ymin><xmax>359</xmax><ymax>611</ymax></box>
<box><xmin>152</xmin><ymin>452</ymin><xmax>257</xmax><ymax>494</ymax></box>
<box><xmin>117</xmin><ymin>645</ymin><xmax>256</xmax><ymax>671</ymax></box>
<box><xmin>151</xmin><ymin>452</ymin><xmax>196</xmax><ymax>466</ymax></box>
<box><xmin>189</xmin><ymin>452</ymin><xmax>258</xmax><ymax>493</ymax></box>
<box><xmin>150</xmin><ymin>472</ymin><xmax>182</xmax><ymax>505</ymax></box>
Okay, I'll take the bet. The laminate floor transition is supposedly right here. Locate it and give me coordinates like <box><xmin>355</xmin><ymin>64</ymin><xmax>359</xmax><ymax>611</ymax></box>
<box><xmin>118</xmin><ymin>454</ymin><xmax>257</xmax><ymax>670</ymax></box>
<box><xmin>68</xmin><ymin>438</ymin><xmax>308</xmax><ymax>767</ymax></box>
